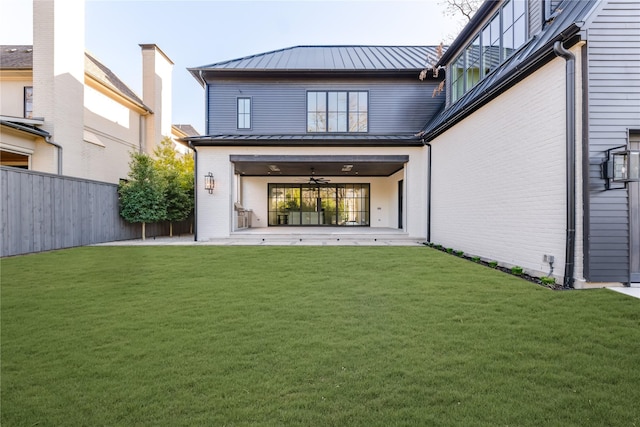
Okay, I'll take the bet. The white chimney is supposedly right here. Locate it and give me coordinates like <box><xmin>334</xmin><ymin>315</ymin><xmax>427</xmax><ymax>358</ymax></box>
<box><xmin>32</xmin><ymin>0</ymin><xmax>85</xmax><ymax>175</ymax></box>
<box><xmin>140</xmin><ymin>44</ymin><xmax>174</xmax><ymax>155</ymax></box>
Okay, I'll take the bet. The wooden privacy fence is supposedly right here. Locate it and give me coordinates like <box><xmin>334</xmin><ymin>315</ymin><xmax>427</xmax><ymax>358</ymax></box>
<box><xmin>1</xmin><ymin>167</ymin><xmax>192</xmax><ymax>257</ymax></box>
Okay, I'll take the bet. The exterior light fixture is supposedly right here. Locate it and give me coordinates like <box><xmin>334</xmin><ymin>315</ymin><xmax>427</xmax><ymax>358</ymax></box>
<box><xmin>602</xmin><ymin>146</ymin><xmax>640</xmax><ymax>190</ymax></box>
<box><xmin>204</xmin><ymin>172</ymin><xmax>215</xmax><ymax>194</ymax></box>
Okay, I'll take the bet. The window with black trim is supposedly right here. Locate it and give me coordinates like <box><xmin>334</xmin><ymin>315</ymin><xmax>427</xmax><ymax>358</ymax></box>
<box><xmin>307</xmin><ymin>91</ymin><xmax>368</xmax><ymax>133</ymax></box>
<box><xmin>450</xmin><ymin>0</ymin><xmax>527</xmax><ymax>103</ymax></box>
<box><xmin>24</xmin><ymin>86</ymin><xmax>33</xmax><ymax>119</ymax></box>
<box><xmin>237</xmin><ymin>97</ymin><xmax>251</xmax><ymax>129</ymax></box>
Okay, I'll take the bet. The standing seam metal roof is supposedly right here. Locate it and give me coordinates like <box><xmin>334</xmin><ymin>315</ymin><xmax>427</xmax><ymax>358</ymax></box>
<box><xmin>191</xmin><ymin>45</ymin><xmax>440</xmax><ymax>71</ymax></box>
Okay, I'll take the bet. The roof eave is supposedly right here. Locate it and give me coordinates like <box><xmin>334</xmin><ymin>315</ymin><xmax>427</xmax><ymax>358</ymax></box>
<box><xmin>183</xmin><ymin>135</ymin><xmax>423</xmax><ymax>147</ymax></box>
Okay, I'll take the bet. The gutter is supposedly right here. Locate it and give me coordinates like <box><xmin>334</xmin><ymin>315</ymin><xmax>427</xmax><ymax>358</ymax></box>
<box><xmin>45</xmin><ymin>135</ymin><xmax>63</xmax><ymax>175</ymax></box>
<box><xmin>553</xmin><ymin>40</ymin><xmax>576</xmax><ymax>289</ymax></box>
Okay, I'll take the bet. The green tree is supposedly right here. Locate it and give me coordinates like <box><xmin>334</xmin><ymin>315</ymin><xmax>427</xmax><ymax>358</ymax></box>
<box><xmin>118</xmin><ymin>152</ymin><xmax>166</xmax><ymax>240</ymax></box>
<box><xmin>154</xmin><ymin>137</ymin><xmax>194</xmax><ymax>236</ymax></box>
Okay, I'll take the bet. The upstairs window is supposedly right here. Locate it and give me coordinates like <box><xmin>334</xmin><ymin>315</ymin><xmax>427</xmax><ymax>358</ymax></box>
<box><xmin>307</xmin><ymin>91</ymin><xmax>368</xmax><ymax>133</ymax></box>
<box><xmin>24</xmin><ymin>86</ymin><xmax>33</xmax><ymax>119</ymax></box>
<box><xmin>237</xmin><ymin>97</ymin><xmax>251</xmax><ymax>129</ymax></box>
<box><xmin>450</xmin><ymin>0</ymin><xmax>527</xmax><ymax>103</ymax></box>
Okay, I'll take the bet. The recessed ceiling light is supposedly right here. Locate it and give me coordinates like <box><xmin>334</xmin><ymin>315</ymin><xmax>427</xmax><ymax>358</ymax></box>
<box><xmin>268</xmin><ymin>164</ymin><xmax>280</xmax><ymax>172</ymax></box>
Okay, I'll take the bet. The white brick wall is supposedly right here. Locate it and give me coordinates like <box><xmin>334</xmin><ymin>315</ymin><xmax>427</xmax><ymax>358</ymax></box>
<box><xmin>195</xmin><ymin>146</ymin><xmax>426</xmax><ymax>239</ymax></box>
<box><xmin>430</xmin><ymin>50</ymin><xmax>584</xmax><ymax>281</ymax></box>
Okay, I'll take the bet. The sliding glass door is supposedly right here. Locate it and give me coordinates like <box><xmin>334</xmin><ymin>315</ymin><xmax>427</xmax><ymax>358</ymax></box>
<box><xmin>268</xmin><ymin>183</ymin><xmax>369</xmax><ymax>226</ymax></box>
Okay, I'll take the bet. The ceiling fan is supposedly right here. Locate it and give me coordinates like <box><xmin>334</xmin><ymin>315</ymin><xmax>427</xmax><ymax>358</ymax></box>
<box><xmin>297</xmin><ymin>168</ymin><xmax>330</xmax><ymax>184</ymax></box>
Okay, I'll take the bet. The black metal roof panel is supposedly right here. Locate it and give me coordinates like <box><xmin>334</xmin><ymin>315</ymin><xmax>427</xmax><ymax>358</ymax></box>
<box><xmin>191</xmin><ymin>45</ymin><xmax>440</xmax><ymax>72</ymax></box>
<box><xmin>422</xmin><ymin>0</ymin><xmax>599</xmax><ymax>140</ymax></box>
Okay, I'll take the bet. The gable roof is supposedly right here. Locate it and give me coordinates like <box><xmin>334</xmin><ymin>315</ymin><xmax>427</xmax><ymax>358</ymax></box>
<box><xmin>189</xmin><ymin>45</ymin><xmax>443</xmax><ymax>85</ymax></box>
<box><xmin>422</xmin><ymin>0</ymin><xmax>599</xmax><ymax>140</ymax></box>
<box><xmin>84</xmin><ymin>51</ymin><xmax>150</xmax><ymax>113</ymax></box>
<box><xmin>1</xmin><ymin>45</ymin><xmax>150</xmax><ymax>113</ymax></box>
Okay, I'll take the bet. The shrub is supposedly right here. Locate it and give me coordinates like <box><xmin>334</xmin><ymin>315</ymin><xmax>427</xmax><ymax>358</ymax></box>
<box><xmin>541</xmin><ymin>276</ymin><xmax>556</xmax><ymax>286</ymax></box>
<box><xmin>446</xmin><ymin>248</ymin><xmax>454</xmax><ymax>254</ymax></box>
<box><xmin>511</xmin><ymin>266</ymin><xmax>524</xmax><ymax>275</ymax></box>
<box><xmin>454</xmin><ymin>250</ymin><xmax>464</xmax><ymax>257</ymax></box>
<box><xmin>488</xmin><ymin>261</ymin><xmax>498</xmax><ymax>268</ymax></box>
<box><xmin>471</xmin><ymin>256</ymin><xmax>480</xmax><ymax>263</ymax></box>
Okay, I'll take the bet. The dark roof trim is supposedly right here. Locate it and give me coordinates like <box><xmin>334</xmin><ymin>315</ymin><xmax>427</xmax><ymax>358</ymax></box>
<box><xmin>0</xmin><ymin>120</ymin><xmax>50</xmax><ymax>138</ymax></box>
<box><xmin>423</xmin><ymin>27</ymin><xmax>583</xmax><ymax>142</ymax></box>
<box><xmin>184</xmin><ymin>134</ymin><xmax>423</xmax><ymax>147</ymax></box>
<box><xmin>230</xmin><ymin>154</ymin><xmax>409</xmax><ymax>163</ymax></box>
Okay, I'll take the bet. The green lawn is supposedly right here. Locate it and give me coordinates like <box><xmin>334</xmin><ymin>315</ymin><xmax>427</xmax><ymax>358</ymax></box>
<box><xmin>1</xmin><ymin>246</ymin><xmax>639</xmax><ymax>426</ymax></box>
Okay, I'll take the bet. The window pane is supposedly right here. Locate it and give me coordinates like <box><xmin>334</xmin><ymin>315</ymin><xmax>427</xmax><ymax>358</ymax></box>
<box><xmin>316</xmin><ymin>112</ymin><xmax>326</xmax><ymax>132</ymax></box>
<box><xmin>358</xmin><ymin>112</ymin><xmax>367</xmax><ymax>132</ymax></box>
<box><xmin>308</xmin><ymin>92</ymin><xmax>317</xmax><ymax>112</ymax></box>
<box><xmin>24</xmin><ymin>87</ymin><xmax>33</xmax><ymax>119</ymax></box>
<box><xmin>502</xmin><ymin>0</ymin><xmax>513</xmax><ymax>30</ymax></box>
<box><xmin>237</xmin><ymin>98</ymin><xmax>250</xmax><ymax>129</ymax></box>
<box><xmin>337</xmin><ymin>112</ymin><xmax>347</xmax><ymax>131</ymax></box>
<box><xmin>359</xmin><ymin>92</ymin><xmax>368</xmax><ymax>111</ymax></box>
<box><xmin>451</xmin><ymin>54</ymin><xmax>465</xmax><ymax>101</ymax></box>
<box><xmin>466</xmin><ymin>36</ymin><xmax>481</xmax><ymax>90</ymax></box>
<box><xmin>328</xmin><ymin>92</ymin><xmax>347</xmax><ymax>132</ymax></box>
<box><xmin>513</xmin><ymin>0</ymin><xmax>525</xmax><ymax>19</ymax></box>
<box><xmin>347</xmin><ymin>92</ymin><xmax>367</xmax><ymax>132</ymax></box>
<box><xmin>338</xmin><ymin>92</ymin><xmax>347</xmax><ymax>111</ymax></box>
<box><xmin>503</xmin><ymin>26</ymin><xmax>514</xmax><ymax>58</ymax></box>
<box><xmin>514</xmin><ymin>15</ymin><xmax>526</xmax><ymax>49</ymax></box>
<box><xmin>316</xmin><ymin>92</ymin><xmax>326</xmax><ymax>111</ymax></box>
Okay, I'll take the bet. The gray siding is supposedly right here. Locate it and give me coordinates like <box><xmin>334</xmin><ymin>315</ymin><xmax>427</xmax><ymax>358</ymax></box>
<box><xmin>586</xmin><ymin>0</ymin><xmax>640</xmax><ymax>282</ymax></box>
<box><xmin>207</xmin><ymin>77</ymin><xmax>443</xmax><ymax>135</ymax></box>
<box><xmin>1</xmin><ymin>167</ymin><xmax>192</xmax><ymax>257</ymax></box>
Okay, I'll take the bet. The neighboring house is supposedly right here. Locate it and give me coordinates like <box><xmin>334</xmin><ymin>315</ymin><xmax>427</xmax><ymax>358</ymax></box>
<box><xmin>0</xmin><ymin>0</ymin><xmax>191</xmax><ymax>184</ymax></box>
<box><xmin>186</xmin><ymin>0</ymin><xmax>638</xmax><ymax>287</ymax></box>
<box><xmin>172</xmin><ymin>124</ymin><xmax>200</xmax><ymax>156</ymax></box>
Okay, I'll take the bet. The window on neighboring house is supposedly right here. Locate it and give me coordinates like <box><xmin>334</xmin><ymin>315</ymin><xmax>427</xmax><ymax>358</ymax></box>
<box><xmin>450</xmin><ymin>0</ymin><xmax>527</xmax><ymax>103</ymax></box>
<box><xmin>307</xmin><ymin>91</ymin><xmax>368</xmax><ymax>133</ymax></box>
<box><xmin>24</xmin><ymin>86</ymin><xmax>33</xmax><ymax>119</ymax></box>
<box><xmin>237</xmin><ymin>97</ymin><xmax>251</xmax><ymax>129</ymax></box>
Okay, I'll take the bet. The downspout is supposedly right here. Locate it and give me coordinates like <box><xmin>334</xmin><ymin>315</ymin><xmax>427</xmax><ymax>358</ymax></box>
<box><xmin>44</xmin><ymin>135</ymin><xmax>62</xmax><ymax>175</ymax></box>
<box><xmin>553</xmin><ymin>41</ymin><xmax>576</xmax><ymax>289</ymax></box>
<box><xmin>188</xmin><ymin>141</ymin><xmax>198</xmax><ymax>241</ymax></box>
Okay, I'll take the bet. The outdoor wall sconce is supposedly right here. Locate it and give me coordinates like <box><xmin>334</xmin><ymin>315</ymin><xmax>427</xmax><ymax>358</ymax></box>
<box><xmin>204</xmin><ymin>172</ymin><xmax>215</xmax><ymax>194</ymax></box>
<box><xmin>602</xmin><ymin>146</ymin><xmax>640</xmax><ymax>190</ymax></box>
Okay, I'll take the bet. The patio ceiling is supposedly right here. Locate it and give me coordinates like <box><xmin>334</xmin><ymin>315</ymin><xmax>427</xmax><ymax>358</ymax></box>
<box><xmin>230</xmin><ymin>155</ymin><xmax>408</xmax><ymax>177</ymax></box>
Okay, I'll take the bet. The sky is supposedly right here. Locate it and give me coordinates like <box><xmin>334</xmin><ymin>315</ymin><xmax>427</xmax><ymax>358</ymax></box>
<box><xmin>0</xmin><ymin>0</ymin><xmax>464</xmax><ymax>134</ymax></box>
